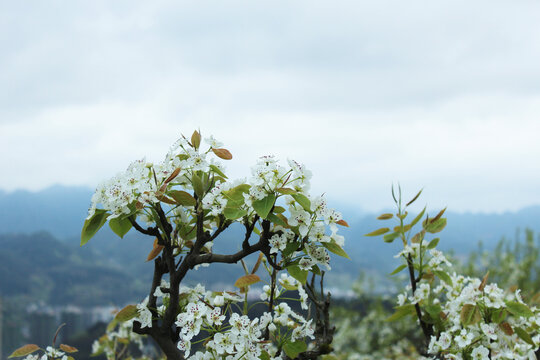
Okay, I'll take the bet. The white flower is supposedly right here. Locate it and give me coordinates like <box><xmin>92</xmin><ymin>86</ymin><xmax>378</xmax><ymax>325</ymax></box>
<box><xmin>45</xmin><ymin>347</ymin><xmax>65</xmax><ymax>358</ymax></box>
<box><xmin>455</xmin><ymin>329</ymin><xmax>474</xmax><ymax>348</ymax></box>
<box><xmin>438</xmin><ymin>332</ymin><xmax>452</xmax><ymax>350</ymax></box>
<box><xmin>269</xmin><ymin>234</ymin><xmax>287</xmax><ymax>254</ymax></box>
<box><xmin>397</xmin><ymin>293</ymin><xmax>407</xmax><ymax>306</ymax></box>
<box><xmin>470</xmin><ymin>345</ymin><xmax>489</xmax><ymax>359</ymax></box>
<box><xmin>136</xmin><ymin>297</ymin><xmax>153</xmax><ymax>329</ymax></box>
<box><xmin>299</xmin><ymin>257</ymin><xmax>314</xmax><ymax>271</ymax></box>
<box><xmin>411</xmin><ymin>283</ymin><xmax>430</xmax><ymax>304</ymax></box>
<box><xmin>480</xmin><ymin>323</ymin><xmax>498</xmax><ymax>340</ymax></box>
<box><xmin>288</xmin><ymin>208</ymin><xmax>311</xmax><ymax>237</ymax></box>
<box><xmin>205</xmin><ymin>135</ymin><xmax>224</xmax><ymax>148</ymax></box>
<box><xmin>206</xmin><ymin>307</ymin><xmax>226</xmax><ymax>326</ymax></box>
<box><xmin>23</xmin><ymin>355</ymin><xmax>39</xmax><ymax>360</ymax></box>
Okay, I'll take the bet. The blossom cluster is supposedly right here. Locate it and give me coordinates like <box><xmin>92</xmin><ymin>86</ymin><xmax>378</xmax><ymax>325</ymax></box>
<box><xmin>21</xmin><ymin>347</ymin><xmax>68</xmax><ymax>360</ymax></box>
<box><xmin>91</xmin><ymin>319</ymin><xmax>151</xmax><ymax>360</ymax></box>
<box><xmin>124</xmin><ymin>275</ymin><xmax>315</xmax><ymax>360</ymax></box>
<box><xmin>84</xmin><ymin>132</ymin><xmax>347</xmax><ymax>274</ymax></box>
<box><xmin>425</xmin><ymin>272</ymin><xmax>539</xmax><ymax>359</ymax></box>
<box><xmin>382</xmin><ymin>201</ymin><xmax>540</xmax><ymax>359</ymax></box>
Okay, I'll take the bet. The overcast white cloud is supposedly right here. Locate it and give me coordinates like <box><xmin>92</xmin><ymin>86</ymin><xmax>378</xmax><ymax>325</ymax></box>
<box><xmin>1</xmin><ymin>0</ymin><xmax>539</xmax><ymax>213</ymax></box>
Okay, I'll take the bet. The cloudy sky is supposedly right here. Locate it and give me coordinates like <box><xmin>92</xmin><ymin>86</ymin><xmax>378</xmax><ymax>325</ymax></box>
<box><xmin>1</xmin><ymin>0</ymin><xmax>540</xmax><ymax>213</ymax></box>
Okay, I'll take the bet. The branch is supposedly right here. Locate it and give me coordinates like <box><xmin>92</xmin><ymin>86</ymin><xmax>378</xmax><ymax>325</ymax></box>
<box><xmin>210</xmin><ymin>217</ymin><xmax>232</xmax><ymax>241</ymax></box>
<box><xmin>243</xmin><ymin>215</ymin><xmax>259</xmax><ymax>250</ymax></box>
<box><xmin>265</xmin><ymin>260</ymin><xmax>278</xmax><ymax>340</ymax></box>
<box><xmin>129</xmin><ymin>216</ymin><xmax>160</xmax><ymax>237</ymax></box>
<box><xmin>288</xmin><ymin>272</ymin><xmax>334</xmax><ymax>360</ymax></box>
<box><xmin>406</xmin><ymin>254</ymin><xmax>433</xmax><ymax>346</ymax></box>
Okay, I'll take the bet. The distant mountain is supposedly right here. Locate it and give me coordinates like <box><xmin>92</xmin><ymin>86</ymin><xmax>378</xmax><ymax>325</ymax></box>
<box><xmin>0</xmin><ymin>185</ymin><xmax>93</xmax><ymax>239</ymax></box>
<box><xmin>0</xmin><ymin>232</ymin><xmax>146</xmax><ymax>306</ymax></box>
<box><xmin>1</xmin><ymin>185</ymin><xmax>540</xmax><ymax>298</ymax></box>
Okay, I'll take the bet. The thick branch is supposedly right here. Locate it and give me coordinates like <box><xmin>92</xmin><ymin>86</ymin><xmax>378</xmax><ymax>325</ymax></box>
<box><xmin>195</xmin><ymin>238</ymin><xmax>275</xmax><ymax>266</ymax></box>
<box><xmin>288</xmin><ymin>272</ymin><xmax>335</xmax><ymax>360</ymax></box>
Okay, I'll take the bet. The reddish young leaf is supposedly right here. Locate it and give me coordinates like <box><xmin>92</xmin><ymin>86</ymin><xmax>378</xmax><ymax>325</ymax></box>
<box><xmin>147</xmin><ymin>238</ymin><xmax>164</xmax><ymax>262</ymax></box>
<box><xmin>157</xmin><ymin>194</ymin><xmax>177</xmax><ymax>205</ymax></box>
<box><xmin>191</xmin><ymin>130</ymin><xmax>201</xmax><ymax>149</ymax></box>
<box><xmin>479</xmin><ymin>271</ymin><xmax>490</xmax><ymax>291</ymax></box>
<box><xmin>8</xmin><ymin>344</ymin><xmax>40</xmax><ymax>358</ymax></box>
<box><xmin>499</xmin><ymin>322</ymin><xmax>514</xmax><ymax>336</ymax></box>
<box><xmin>60</xmin><ymin>344</ymin><xmax>78</xmax><ymax>353</ymax></box>
<box><xmin>251</xmin><ymin>253</ymin><xmax>264</xmax><ymax>274</ymax></box>
<box><xmin>212</xmin><ymin>148</ymin><xmax>233</xmax><ymax>160</ymax></box>
<box><xmin>234</xmin><ymin>274</ymin><xmax>261</xmax><ymax>288</ymax></box>
<box><xmin>337</xmin><ymin>219</ymin><xmax>349</xmax><ymax>227</ymax></box>
<box><xmin>164</xmin><ymin>167</ymin><xmax>181</xmax><ymax>183</ymax></box>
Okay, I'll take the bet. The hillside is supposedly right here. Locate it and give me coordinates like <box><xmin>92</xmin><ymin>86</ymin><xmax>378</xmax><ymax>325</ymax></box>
<box><xmin>1</xmin><ymin>185</ymin><xmax>540</xmax><ymax>304</ymax></box>
<box><xmin>0</xmin><ymin>232</ymin><xmax>146</xmax><ymax>306</ymax></box>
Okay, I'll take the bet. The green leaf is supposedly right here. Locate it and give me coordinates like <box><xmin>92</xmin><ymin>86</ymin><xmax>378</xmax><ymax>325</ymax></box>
<box><xmin>8</xmin><ymin>344</ymin><xmax>40</xmax><ymax>358</ymax></box>
<box><xmin>279</xmin><ymin>279</ymin><xmax>298</xmax><ymax>291</ymax></box>
<box><xmin>409</xmin><ymin>207</ymin><xmax>426</xmax><ymax>227</ymax></box>
<box><xmin>434</xmin><ymin>270</ymin><xmax>452</xmax><ymax>286</ymax></box>
<box><xmin>506</xmin><ymin>301</ymin><xmax>534</xmax><ymax>318</ymax></box>
<box><xmin>424</xmin><ymin>218</ymin><xmax>447</xmax><ymax>234</ymax></box>
<box><xmin>191</xmin><ymin>173</ymin><xmax>204</xmax><ymax>198</ymax></box>
<box><xmin>273</xmin><ymin>206</ymin><xmax>286</xmax><ymax>213</ymax></box>
<box><xmin>209</xmin><ymin>164</ymin><xmax>228</xmax><ymax>179</ymax></box>
<box><xmin>460</xmin><ymin>304</ymin><xmax>481</xmax><ymax>326</ymax></box>
<box><xmin>267</xmin><ymin>213</ymin><xmax>287</xmax><ymax>227</ymax></box>
<box><xmin>223</xmin><ymin>184</ymin><xmax>250</xmax><ymax>204</ymax></box>
<box><xmin>515</xmin><ymin>327</ymin><xmax>535</xmax><ymax>346</ymax></box>
<box><xmin>223</xmin><ymin>207</ymin><xmax>247</xmax><ymax>220</ymax></box>
<box><xmin>283</xmin><ymin>341</ymin><xmax>307</xmax><ymax>358</ymax></box>
<box><xmin>287</xmin><ymin>265</ymin><xmax>308</xmax><ymax>284</ymax></box>
<box><xmin>365</xmin><ymin>227</ymin><xmax>390</xmax><ymax>237</ymax></box>
<box><xmin>115</xmin><ymin>305</ymin><xmax>138</xmax><ymax>322</ymax></box>
<box><xmin>383</xmin><ymin>232</ymin><xmax>399</xmax><ymax>243</ymax></box>
<box><xmin>389</xmin><ymin>264</ymin><xmax>407</xmax><ymax>275</ymax></box>
<box><xmin>322</xmin><ymin>241</ymin><xmax>350</xmax><ymax>259</ymax></box>
<box><xmin>169</xmin><ymin>190</ymin><xmax>197</xmax><ymax>207</ymax></box>
<box><xmin>282</xmin><ymin>242</ymin><xmax>300</xmax><ymax>258</ymax></box>
<box><xmin>424</xmin><ymin>304</ymin><xmax>442</xmax><ymax>319</ymax></box>
<box><xmin>81</xmin><ymin>209</ymin><xmax>109</xmax><ymax>246</ymax></box>
<box><xmin>427</xmin><ymin>238</ymin><xmax>440</xmax><ymax>249</ymax></box>
<box><xmin>277</xmin><ymin>187</ymin><xmax>296</xmax><ymax>194</ymax></box>
<box><xmin>108</xmin><ymin>217</ymin><xmax>132</xmax><ymax>238</ymax></box>
<box><xmin>259</xmin><ymin>351</ymin><xmax>271</xmax><ymax>360</ymax></box>
<box><xmin>252</xmin><ymin>194</ymin><xmax>276</xmax><ymax>219</ymax></box>
<box><xmin>292</xmin><ymin>193</ymin><xmax>311</xmax><ymax>212</ymax></box>
<box><xmin>492</xmin><ymin>309</ymin><xmax>507</xmax><ymax>324</ymax></box>
<box><xmin>106</xmin><ymin>318</ymin><xmax>118</xmax><ymax>332</ymax></box>
<box><xmin>406</xmin><ymin>189</ymin><xmax>423</xmax><ymax>206</ymax></box>
<box><xmin>386</xmin><ymin>304</ymin><xmax>415</xmax><ymax>322</ymax></box>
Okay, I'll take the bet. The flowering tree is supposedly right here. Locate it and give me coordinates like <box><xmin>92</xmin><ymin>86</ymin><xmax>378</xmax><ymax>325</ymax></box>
<box><xmin>9</xmin><ymin>131</ymin><xmax>347</xmax><ymax>360</ymax></box>
<box><xmin>366</xmin><ymin>187</ymin><xmax>540</xmax><ymax>359</ymax></box>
